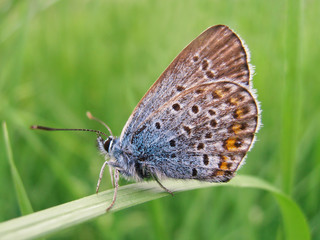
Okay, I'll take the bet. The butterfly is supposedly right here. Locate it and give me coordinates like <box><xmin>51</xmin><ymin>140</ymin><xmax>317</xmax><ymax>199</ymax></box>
<box><xmin>32</xmin><ymin>25</ymin><xmax>260</xmax><ymax>211</ymax></box>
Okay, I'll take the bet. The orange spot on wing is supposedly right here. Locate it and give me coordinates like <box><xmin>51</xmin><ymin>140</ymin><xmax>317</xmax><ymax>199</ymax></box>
<box><xmin>219</xmin><ymin>162</ymin><xmax>229</xmax><ymax>170</ymax></box>
<box><xmin>231</xmin><ymin>123</ymin><xmax>242</xmax><ymax>134</ymax></box>
<box><xmin>221</xmin><ymin>155</ymin><xmax>228</xmax><ymax>161</ymax></box>
<box><xmin>229</xmin><ymin>97</ymin><xmax>238</xmax><ymax>105</ymax></box>
<box><xmin>215</xmin><ymin>170</ymin><xmax>225</xmax><ymax>176</ymax></box>
<box><xmin>235</xmin><ymin>109</ymin><xmax>244</xmax><ymax>118</ymax></box>
<box><xmin>212</xmin><ymin>89</ymin><xmax>224</xmax><ymax>99</ymax></box>
<box><xmin>224</xmin><ymin>137</ymin><xmax>242</xmax><ymax>151</ymax></box>
<box><xmin>234</xmin><ymin>107</ymin><xmax>249</xmax><ymax>119</ymax></box>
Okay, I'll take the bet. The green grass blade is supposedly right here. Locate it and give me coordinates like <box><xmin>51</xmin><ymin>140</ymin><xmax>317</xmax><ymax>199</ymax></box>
<box><xmin>274</xmin><ymin>193</ymin><xmax>310</xmax><ymax>240</ymax></box>
<box><xmin>280</xmin><ymin>0</ymin><xmax>303</xmax><ymax>195</ymax></box>
<box><xmin>2</xmin><ymin>122</ymin><xmax>33</xmax><ymax>215</ymax></box>
<box><xmin>233</xmin><ymin>177</ymin><xmax>310</xmax><ymax>240</ymax></box>
<box><xmin>0</xmin><ymin>175</ymin><xmax>309</xmax><ymax>240</ymax></box>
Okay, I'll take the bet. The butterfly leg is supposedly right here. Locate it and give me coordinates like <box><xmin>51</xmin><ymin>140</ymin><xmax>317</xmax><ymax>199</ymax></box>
<box><xmin>153</xmin><ymin>175</ymin><xmax>174</xmax><ymax>196</ymax></box>
<box><xmin>106</xmin><ymin>169</ymin><xmax>119</xmax><ymax>211</ymax></box>
<box><xmin>96</xmin><ymin>160</ymin><xmax>109</xmax><ymax>193</ymax></box>
<box><xmin>109</xmin><ymin>166</ymin><xmax>115</xmax><ymax>188</ymax></box>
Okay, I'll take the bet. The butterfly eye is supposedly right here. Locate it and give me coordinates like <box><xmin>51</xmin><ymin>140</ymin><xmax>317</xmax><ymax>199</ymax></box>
<box><xmin>104</xmin><ymin>138</ymin><xmax>112</xmax><ymax>152</ymax></box>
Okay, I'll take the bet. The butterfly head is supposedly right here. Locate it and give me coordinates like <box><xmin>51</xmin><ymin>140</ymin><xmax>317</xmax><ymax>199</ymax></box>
<box><xmin>97</xmin><ymin>135</ymin><xmax>114</xmax><ymax>155</ymax></box>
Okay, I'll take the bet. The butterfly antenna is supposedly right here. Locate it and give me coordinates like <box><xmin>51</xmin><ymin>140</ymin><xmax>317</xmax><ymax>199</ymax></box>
<box><xmin>86</xmin><ymin>111</ymin><xmax>113</xmax><ymax>137</ymax></box>
<box><xmin>30</xmin><ymin>125</ymin><xmax>109</xmax><ymax>138</ymax></box>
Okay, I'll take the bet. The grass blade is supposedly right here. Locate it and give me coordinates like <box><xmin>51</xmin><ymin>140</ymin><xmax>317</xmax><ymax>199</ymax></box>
<box><xmin>2</xmin><ymin>122</ymin><xmax>33</xmax><ymax>215</ymax></box>
<box><xmin>0</xmin><ymin>175</ymin><xmax>309</xmax><ymax>240</ymax></box>
<box><xmin>280</xmin><ymin>0</ymin><xmax>303</xmax><ymax>195</ymax></box>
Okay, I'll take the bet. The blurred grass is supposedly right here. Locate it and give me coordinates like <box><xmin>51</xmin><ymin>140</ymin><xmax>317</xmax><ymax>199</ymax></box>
<box><xmin>0</xmin><ymin>0</ymin><xmax>319</xmax><ymax>239</ymax></box>
<box><xmin>280</xmin><ymin>0</ymin><xmax>302</xmax><ymax>196</ymax></box>
<box><xmin>2</xmin><ymin>122</ymin><xmax>33</xmax><ymax>215</ymax></box>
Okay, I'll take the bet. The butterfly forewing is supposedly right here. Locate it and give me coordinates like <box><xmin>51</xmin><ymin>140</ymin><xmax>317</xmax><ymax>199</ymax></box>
<box><xmin>129</xmin><ymin>81</ymin><xmax>258</xmax><ymax>182</ymax></box>
<box><xmin>120</xmin><ymin>25</ymin><xmax>252</xmax><ymax>144</ymax></box>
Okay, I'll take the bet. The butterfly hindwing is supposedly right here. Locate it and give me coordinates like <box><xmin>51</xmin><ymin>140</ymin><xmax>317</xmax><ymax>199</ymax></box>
<box><xmin>128</xmin><ymin>81</ymin><xmax>258</xmax><ymax>182</ymax></box>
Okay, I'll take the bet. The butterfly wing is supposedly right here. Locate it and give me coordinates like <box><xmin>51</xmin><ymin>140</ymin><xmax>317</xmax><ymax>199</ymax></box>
<box><xmin>120</xmin><ymin>25</ymin><xmax>252</xmax><ymax>145</ymax></box>
<box><xmin>129</xmin><ymin>81</ymin><xmax>259</xmax><ymax>182</ymax></box>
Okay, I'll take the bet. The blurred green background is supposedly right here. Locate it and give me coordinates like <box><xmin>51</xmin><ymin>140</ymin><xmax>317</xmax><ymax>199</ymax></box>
<box><xmin>1</xmin><ymin>0</ymin><xmax>319</xmax><ymax>239</ymax></box>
